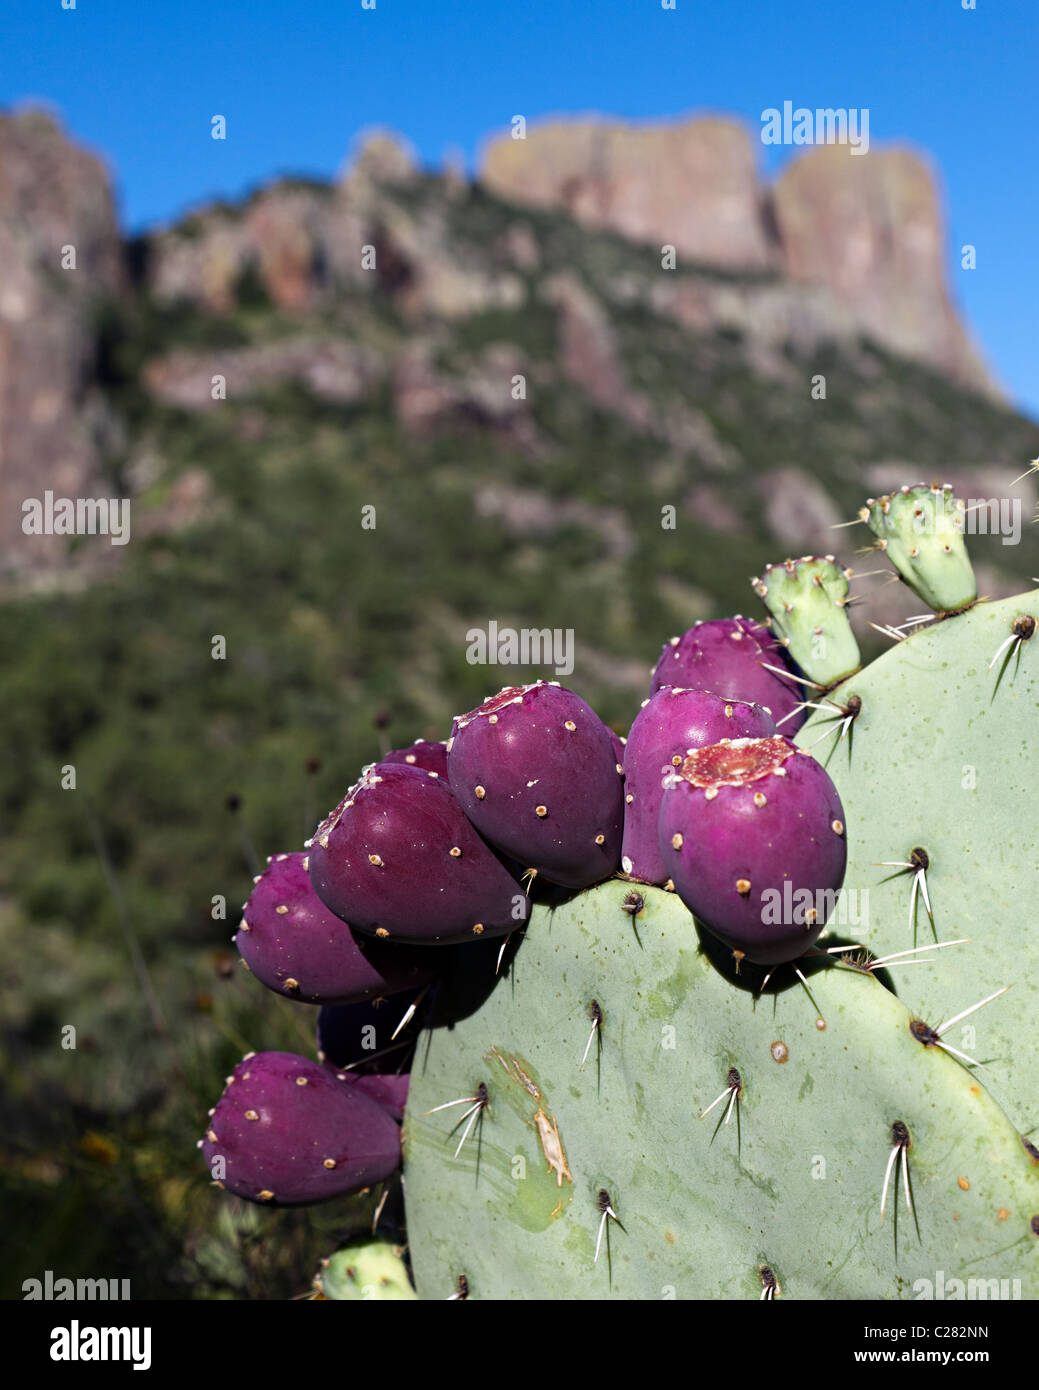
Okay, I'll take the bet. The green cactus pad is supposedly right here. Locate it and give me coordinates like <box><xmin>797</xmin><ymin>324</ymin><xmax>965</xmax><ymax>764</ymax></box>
<box><xmin>864</xmin><ymin>483</ymin><xmax>977</xmax><ymax>615</ymax></box>
<box><xmin>751</xmin><ymin>555</ymin><xmax>861</xmax><ymax>689</ymax></box>
<box><xmin>402</xmin><ymin>879</ymin><xmax>1038</xmax><ymax>1299</ymax></box>
<box><xmin>316</xmin><ymin>1239</ymin><xmax>418</xmax><ymax>1300</ymax></box>
<box><xmin>797</xmin><ymin>587</ymin><xmax>1039</xmax><ymax>1134</ymax></box>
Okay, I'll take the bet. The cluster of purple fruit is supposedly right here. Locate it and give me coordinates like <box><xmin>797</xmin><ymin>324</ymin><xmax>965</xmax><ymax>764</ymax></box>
<box><xmin>201</xmin><ymin>617</ymin><xmax>847</xmax><ymax>1207</ymax></box>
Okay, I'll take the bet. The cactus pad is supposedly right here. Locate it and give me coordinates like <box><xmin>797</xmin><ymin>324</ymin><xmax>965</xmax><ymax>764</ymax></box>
<box><xmin>796</xmin><ymin>587</ymin><xmax>1039</xmax><ymax>1132</ymax></box>
<box><xmin>402</xmin><ymin>881</ymin><xmax>1038</xmax><ymax>1299</ymax></box>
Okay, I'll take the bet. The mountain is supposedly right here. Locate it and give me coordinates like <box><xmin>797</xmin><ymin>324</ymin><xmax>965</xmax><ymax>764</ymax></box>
<box><xmin>2</xmin><ymin>110</ymin><xmax>1033</xmax><ymax>611</ymax></box>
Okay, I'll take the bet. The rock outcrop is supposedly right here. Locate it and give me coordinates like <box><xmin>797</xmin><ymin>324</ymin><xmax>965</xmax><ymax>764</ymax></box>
<box><xmin>144</xmin><ymin>133</ymin><xmax>417</xmax><ymax>315</ymax></box>
<box><xmin>480</xmin><ymin>114</ymin><xmax>996</xmax><ymax>396</ymax></box>
<box><xmin>144</xmin><ymin>337</ymin><xmax>384</xmax><ymax>410</ymax></box>
<box><xmin>0</xmin><ymin>109</ymin><xmax>124</xmax><ymax>585</ymax></box>
<box><xmin>771</xmin><ymin>145</ymin><xmax>992</xmax><ymax>394</ymax></box>
<box><xmin>145</xmin><ymin>184</ymin><xmax>368</xmax><ymax>314</ymax></box>
<box><xmin>542</xmin><ymin>271</ymin><xmax>654</xmax><ymax>431</ymax></box>
<box><xmin>481</xmin><ymin>116</ymin><xmax>772</xmax><ymax>272</ymax></box>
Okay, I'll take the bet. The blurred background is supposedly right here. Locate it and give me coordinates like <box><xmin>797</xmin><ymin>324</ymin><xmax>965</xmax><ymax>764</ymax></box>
<box><xmin>1</xmin><ymin>0</ymin><xmax>1036</xmax><ymax>1298</ymax></box>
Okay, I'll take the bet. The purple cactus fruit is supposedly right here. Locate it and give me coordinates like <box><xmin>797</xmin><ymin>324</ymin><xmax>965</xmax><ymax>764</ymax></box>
<box><xmin>235</xmin><ymin>852</ymin><xmax>437</xmax><ymax>1004</ymax></box>
<box><xmin>650</xmin><ymin>617</ymin><xmax>806</xmax><ymax>732</ymax></box>
<box><xmin>200</xmin><ymin>1051</ymin><xmax>401</xmax><ymax>1206</ymax></box>
<box><xmin>332</xmin><ymin>1071</ymin><xmax>410</xmax><ymax>1123</ymax></box>
<box><xmin>317</xmin><ymin>1002</ymin><xmax>414</xmax><ymax>1117</ymax></box>
<box><xmin>380</xmin><ymin>739</ymin><xmax>449</xmax><ymax>777</ymax></box>
<box><xmin>316</xmin><ymin>995</ymin><xmax>424</xmax><ymax>1071</ymax></box>
<box><xmin>658</xmin><ymin>734</ymin><xmax>847</xmax><ymax>966</ymax></box>
<box><xmin>609</xmin><ymin>728</ymin><xmax>627</xmax><ymax>770</ymax></box>
<box><xmin>447</xmin><ymin>681</ymin><xmax>625</xmax><ymax>889</ymax></box>
<box><xmin>308</xmin><ymin>763</ymin><xmax>527</xmax><ymax>944</ymax></box>
<box><xmin>621</xmin><ymin>690</ymin><xmax>777</xmax><ymax>885</ymax></box>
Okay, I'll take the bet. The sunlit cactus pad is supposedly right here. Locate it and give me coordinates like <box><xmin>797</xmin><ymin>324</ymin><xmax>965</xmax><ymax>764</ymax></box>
<box><xmin>403</xmin><ymin>881</ymin><xmax>1038</xmax><ymax>1300</ymax></box>
<box><xmin>797</xmin><ymin>588</ymin><xmax>1039</xmax><ymax>1132</ymax></box>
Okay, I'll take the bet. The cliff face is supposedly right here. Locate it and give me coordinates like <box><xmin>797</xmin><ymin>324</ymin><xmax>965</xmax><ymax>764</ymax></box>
<box><xmin>145</xmin><ymin>184</ymin><xmax>369</xmax><ymax>315</ymax></box>
<box><xmin>480</xmin><ymin>115</ymin><xmax>995</xmax><ymax>395</ymax></box>
<box><xmin>0</xmin><ymin>110</ymin><xmax>124</xmax><ymax>584</ymax></box>
<box><xmin>770</xmin><ymin>144</ymin><xmax>991</xmax><ymax>391</ymax></box>
<box><xmin>481</xmin><ymin>116</ymin><xmax>773</xmax><ymax>272</ymax></box>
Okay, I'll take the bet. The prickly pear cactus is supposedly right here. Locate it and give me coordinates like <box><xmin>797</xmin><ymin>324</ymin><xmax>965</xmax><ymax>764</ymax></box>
<box><xmin>795</xmin><ymin>588</ymin><xmax>1039</xmax><ymax>1133</ymax></box>
<box><xmin>403</xmin><ymin>881</ymin><xmax>1038</xmax><ymax>1299</ymax></box>
<box><xmin>200</xmin><ymin>473</ymin><xmax>1038</xmax><ymax>1302</ymax></box>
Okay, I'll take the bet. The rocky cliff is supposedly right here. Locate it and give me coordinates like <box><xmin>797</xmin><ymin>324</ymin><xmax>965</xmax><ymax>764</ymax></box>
<box><xmin>481</xmin><ymin>116</ymin><xmax>773</xmax><ymax>272</ymax></box>
<box><xmin>0</xmin><ymin>109</ymin><xmax>124</xmax><ymax>585</ymax></box>
<box><xmin>481</xmin><ymin>114</ymin><xmax>994</xmax><ymax>395</ymax></box>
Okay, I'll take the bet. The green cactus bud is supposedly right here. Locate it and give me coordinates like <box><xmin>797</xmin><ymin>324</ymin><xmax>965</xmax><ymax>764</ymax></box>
<box><xmin>863</xmin><ymin>483</ymin><xmax>977</xmax><ymax>615</ymax></box>
<box><xmin>316</xmin><ymin>1239</ymin><xmax>418</xmax><ymax>1300</ymax></box>
<box><xmin>751</xmin><ymin>555</ymin><xmax>860</xmax><ymax>688</ymax></box>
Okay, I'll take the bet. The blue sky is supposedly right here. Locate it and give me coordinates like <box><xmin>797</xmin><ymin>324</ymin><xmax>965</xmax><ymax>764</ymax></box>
<box><xmin>4</xmin><ymin>0</ymin><xmax>1037</xmax><ymax>416</ymax></box>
